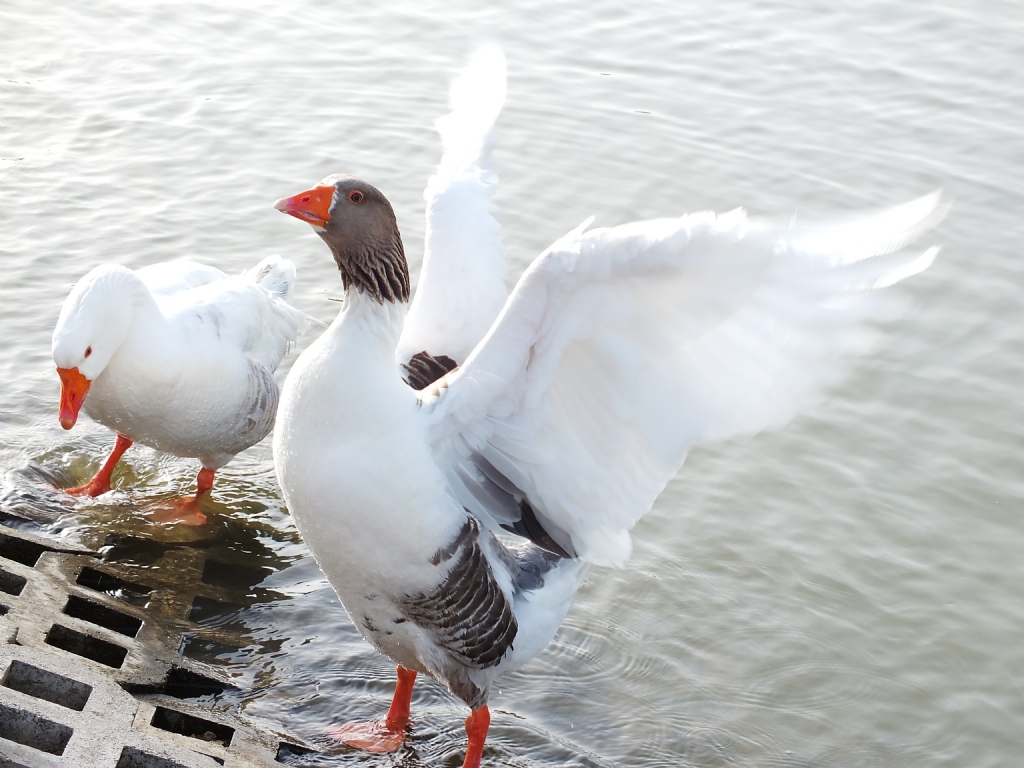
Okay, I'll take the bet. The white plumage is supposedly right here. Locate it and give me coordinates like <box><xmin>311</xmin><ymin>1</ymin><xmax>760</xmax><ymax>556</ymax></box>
<box><xmin>271</xmin><ymin>45</ymin><xmax>946</xmax><ymax>768</ymax></box>
<box><xmin>279</xmin><ymin>187</ymin><xmax>945</xmax><ymax>665</ymax></box>
<box><xmin>52</xmin><ymin>255</ymin><xmax>310</xmax><ymax>497</ymax></box>
<box><xmin>424</xmin><ymin>196</ymin><xmax>944</xmax><ymax>566</ymax></box>
<box><xmin>397</xmin><ymin>43</ymin><xmax>509</xmax><ymax>366</ymax></box>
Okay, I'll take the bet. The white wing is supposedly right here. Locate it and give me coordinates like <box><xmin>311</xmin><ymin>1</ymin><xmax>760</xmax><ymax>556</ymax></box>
<box><xmin>422</xmin><ymin>193</ymin><xmax>946</xmax><ymax>567</ymax></box>
<box><xmin>156</xmin><ymin>256</ymin><xmax>313</xmax><ymax>373</ymax></box>
<box><xmin>136</xmin><ymin>259</ymin><xmax>228</xmax><ymax>296</ymax></box>
<box><xmin>397</xmin><ymin>44</ymin><xmax>509</xmax><ymax>365</ymax></box>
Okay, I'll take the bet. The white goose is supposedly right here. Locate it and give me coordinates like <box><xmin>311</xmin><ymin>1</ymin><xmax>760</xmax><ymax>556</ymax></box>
<box><xmin>273</xmin><ymin>161</ymin><xmax>944</xmax><ymax>767</ymax></box>
<box><xmin>52</xmin><ymin>255</ymin><xmax>310</xmax><ymax>522</ymax></box>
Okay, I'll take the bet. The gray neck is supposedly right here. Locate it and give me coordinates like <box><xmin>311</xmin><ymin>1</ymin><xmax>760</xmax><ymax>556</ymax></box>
<box><xmin>328</xmin><ymin>239</ymin><xmax>410</xmax><ymax>304</ymax></box>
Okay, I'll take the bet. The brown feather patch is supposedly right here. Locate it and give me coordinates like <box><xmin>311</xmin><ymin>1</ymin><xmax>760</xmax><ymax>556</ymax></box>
<box><xmin>401</xmin><ymin>518</ymin><xmax>517</xmax><ymax>672</ymax></box>
<box><xmin>402</xmin><ymin>351</ymin><xmax>459</xmax><ymax>390</ymax></box>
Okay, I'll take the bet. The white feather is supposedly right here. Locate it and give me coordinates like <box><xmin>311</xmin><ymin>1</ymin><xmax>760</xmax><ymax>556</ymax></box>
<box><xmin>397</xmin><ymin>44</ymin><xmax>509</xmax><ymax>365</ymax></box>
<box><xmin>424</xmin><ymin>194</ymin><xmax>947</xmax><ymax>566</ymax></box>
<box><xmin>53</xmin><ymin>256</ymin><xmax>313</xmax><ymax>468</ymax></box>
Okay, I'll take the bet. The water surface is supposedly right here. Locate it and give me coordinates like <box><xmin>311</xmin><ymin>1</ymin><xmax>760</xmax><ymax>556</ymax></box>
<box><xmin>2</xmin><ymin>2</ymin><xmax>1022</xmax><ymax>766</ymax></box>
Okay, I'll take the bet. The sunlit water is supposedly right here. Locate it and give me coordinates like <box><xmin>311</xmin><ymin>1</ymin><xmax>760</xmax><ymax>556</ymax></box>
<box><xmin>2</xmin><ymin>1</ymin><xmax>1023</xmax><ymax>766</ymax></box>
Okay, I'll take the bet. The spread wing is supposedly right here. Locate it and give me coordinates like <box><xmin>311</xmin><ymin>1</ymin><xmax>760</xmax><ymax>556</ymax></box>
<box><xmin>421</xmin><ymin>193</ymin><xmax>946</xmax><ymax>567</ymax></box>
<box><xmin>397</xmin><ymin>43</ymin><xmax>509</xmax><ymax>366</ymax></box>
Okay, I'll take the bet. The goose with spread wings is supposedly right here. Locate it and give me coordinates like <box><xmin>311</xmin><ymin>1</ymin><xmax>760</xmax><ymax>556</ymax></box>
<box><xmin>272</xmin><ymin>42</ymin><xmax>943</xmax><ymax>768</ymax></box>
<box><xmin>272</xmin><ymin>162</ymin><xmax>943</xmax><ymax>765</ymax></box>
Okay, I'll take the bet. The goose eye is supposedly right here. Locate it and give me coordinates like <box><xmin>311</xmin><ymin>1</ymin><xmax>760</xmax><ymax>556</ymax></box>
<box><xmin>349</xmin><ymin>190</ymin><xmax>364</xmax><ymax>203</ymax></box>
<box><xmin>84</xmin><ymin>346</ymin><xmax>92</xmax><ymax>358</ymax></box>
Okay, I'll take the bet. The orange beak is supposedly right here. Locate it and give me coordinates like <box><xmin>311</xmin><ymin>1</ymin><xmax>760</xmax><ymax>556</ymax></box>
<box><xmin>57</xmin><ymin>366</ymin><xmax>91</xmax><ymax>430</ymax></box>
<box><xmin>273</xmin><ymin>185</ymin><xmax>335</xmax><ymax>227</ymax></box>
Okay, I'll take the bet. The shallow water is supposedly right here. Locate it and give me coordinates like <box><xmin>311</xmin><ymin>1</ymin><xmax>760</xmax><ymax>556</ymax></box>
<box><xmin>2</xmin><ymin>1</ymin><xmax>1023</xmax><ymax>765</ymax></box>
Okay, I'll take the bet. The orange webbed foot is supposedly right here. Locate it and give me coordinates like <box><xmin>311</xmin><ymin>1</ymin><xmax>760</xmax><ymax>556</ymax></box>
<box><xmin>328</xmin><ymin>720</ymin><xmax>408</xmax><ymax>753</ymax></box>
<box><xmin>64</xmin><ymin>434</ymin><xmax>133</xmax><ymax>497</ymax></box>
<box><xmin>145</xmin><ymin>466</ymin><xmax>216</xmax><ymax>525</ymax></box>
<box><xmin>64</xmin><ymin>478</ymin><xmax>112</xmax><ymax>497</ymax></box>
<box><xmin>147</xmin><ymin>497</ymin><xmax>208</xmax><ymax>526</ymax></box>
<box><xmin>330</xmin><ymin>665</ymin><xmax>417</xmax><ymax>753</ymax></box>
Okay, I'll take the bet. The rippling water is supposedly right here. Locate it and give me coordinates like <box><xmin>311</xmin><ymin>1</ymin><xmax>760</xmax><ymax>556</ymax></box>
<box><xmin>2</xmin><ymin>1</ymin><xmax>1022</xmax><ymax>766</ymax></box>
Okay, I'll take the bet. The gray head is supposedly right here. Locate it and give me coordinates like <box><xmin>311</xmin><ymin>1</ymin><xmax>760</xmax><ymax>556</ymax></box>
<box><xmin>274</xmin><ymin>174</ymin><xmax>410</xmax><ymax>303</ymax></box>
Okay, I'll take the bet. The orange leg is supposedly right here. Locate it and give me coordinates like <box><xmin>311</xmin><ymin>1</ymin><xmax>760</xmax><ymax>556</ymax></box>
<box><xmin>196</xmin><ymin>467</ymin><xmax>216</xmax><ymax>496</ymax></box>
<box><xmin>66</xmin><ymin>434</ymin><xmax>133</xmax><ymax>497</ymax></box>
<box><xmin>462</xmin><ymin>706</ymin><xmax>490</xmax><ymax>768</ymax></box>
<box><xmin>329</xmin><ymin>665</ymin><xmax>417</xmax><ymax>753</ymax></box>
<box><xmin>385</xmin><ymin>665</ymin><xmax>417</xmax><ymax>728</ymax></box>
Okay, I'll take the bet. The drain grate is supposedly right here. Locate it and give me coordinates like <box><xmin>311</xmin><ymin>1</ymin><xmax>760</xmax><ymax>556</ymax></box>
<box><xmin>275</xmin><ymin>741</ymin><xmax>317</xmax><ymax>761</ymax></box>
<box><xmin>151</xmin><ymin>707</ymin><xmax>234</xmax><ymax>748</ymax></box>
<box><xmin>115</xmin><ymin>746</ymin><xmax>195</xmax><ymax>768</ymax></box>
<box><xmin>0</xmin><ymin>700</ymin><xmax>74</xmax><ymax>756</ymax></box>
<box><xmin>45</xmin><ymin>624</ymin><xmax>130</xmax><ymax>669</ymax></box>
<box><xmin>3</xmin><ymin>659</ymin><xmax>93</xmax><ymax>711</ymax></box>
<box><xmin>0</xmin><ymin>522</ymin><xmax>317</xmax><ymax>767</ymax></box>
<box><xmin>0</xmin><ymin>567</ymin><xmax>28</xmax><ymax>596</ymax></box>
<box><xmin>63</xmin><ymin>595</ymin><xmax>144</xmax><ymax>638</ymax></box>
<box><xmin>0</xmin><ymin>532</ymin><xmax>48</xmax><ymax>567</ymax></box>
<box><xmin>162</xmin><ymin>667</ymin><xmax>230</xmax><ymax>699</ymax></box>
<box><xmin>76</xmin><ymin>567</ymin><xmax>152</xmax><ymax>607</ymax></box>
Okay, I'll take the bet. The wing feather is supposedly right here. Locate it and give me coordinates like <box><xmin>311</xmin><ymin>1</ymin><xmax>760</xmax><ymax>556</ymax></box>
<box><xmin>397</xmin><ymin>44</ymin><xmax>509</xmax><ymax>365</ymax></box>
<box><xmin>423</xmin><ymin>193</ymin><xmax>946</xmax><ymax>566</ymax></box>
<box><xmin>136</xmin><ymin>259</ymin><xmax>227</xmax><ymax>296</ymax></box>
<box><xmin>154</xmin><ymin>256</ymin><xmax>314</xmax><ymax>373</ymax></box>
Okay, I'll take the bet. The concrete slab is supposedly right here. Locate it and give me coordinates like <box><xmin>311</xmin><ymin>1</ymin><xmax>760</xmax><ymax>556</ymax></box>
<box><xmin>0</xmin><ymin>524</ymin><xmax>317</xmax><ymax>768</ymax></box>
